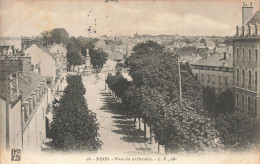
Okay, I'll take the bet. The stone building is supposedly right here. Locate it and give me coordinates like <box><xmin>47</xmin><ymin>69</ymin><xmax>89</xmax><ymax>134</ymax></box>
<box><xmin>191</xmin><ymin>52</ymin><xmax>233</xmax><ymax>95</ymax></box>
<box><xmin>0</xmin><ymin>54</ymin><xmax>51</xmax><ymax>152</ymax></box>
<box><xmin>233</xmin><ymin>3</ymin><xmax>260</xmax><ymax>119</ymax></box>
<box><xmin>24</xmin><ymin>44</ymin><xmax>57</xmax><ymax>83</ymax></box>
<box><xmin>49</xmin><ymin>43</ymin><xmax>67</xmax><ymax>71</ymax></box>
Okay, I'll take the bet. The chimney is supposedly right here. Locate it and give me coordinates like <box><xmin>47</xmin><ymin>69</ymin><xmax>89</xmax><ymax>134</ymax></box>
<box><xmin>18</xmin><ymin>56</ymin><xmax>32</xmax><ymax>73</ymax></box>
<box><xmin>242</xmin><ymin>2</ymin><xmax>253</xmax><ymax>25</ymax></box>
<box><xmin>18</xmin><ymin>56</ymin><xmax>32</xmax><ymax>83</ymax></box>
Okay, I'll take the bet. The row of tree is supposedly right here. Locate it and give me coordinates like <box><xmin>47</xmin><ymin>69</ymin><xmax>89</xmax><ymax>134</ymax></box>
<box><xmin>107</xmin><ymin>40</ymin><xmax>259</xmax><ymax>152</ymax></box>
<box><xmin>50</xmin><ymin>75</ymin><xmax>102</xmax><ymax>151</ymax></box>
<box><xmin>106</xmin><ymin>41</ymin><xmax>222</xmax><ymax>152</ymax></box>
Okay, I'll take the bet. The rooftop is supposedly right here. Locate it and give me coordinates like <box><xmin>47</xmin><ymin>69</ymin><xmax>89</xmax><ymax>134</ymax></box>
<box><xmin>19</xmin><ymin>72</ymin><xmax>45</xmax><ymax>102</ymax></box>
<box><xmin>191</xmin><ymin>54</ymin><xmax>233</xmax><ymax>68</ymax></box>
<box><xmin>246</xmin><ymin>10</ymin><xmax>260</xmax><ymax>25</ymax></box>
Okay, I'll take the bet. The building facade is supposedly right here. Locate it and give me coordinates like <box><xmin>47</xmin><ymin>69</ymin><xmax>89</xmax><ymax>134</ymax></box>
<box><xmin>24</xmin><ymin>44</ymin><xmax>56</xmax><ymax>82</ymax></box>
<box><xmin>233</xmin><ymin>3</ymin><xmax>260</xmax><ymax>119</ymax></box>
<box><xmin>0</xmin><ymin>53</ymin><xmax>51</xmax><ymax>152</ymax></box>
<box><xmin>191</xmin><ymin>53</ymin><xmax>233</xmax><ymax>95</ymax></box>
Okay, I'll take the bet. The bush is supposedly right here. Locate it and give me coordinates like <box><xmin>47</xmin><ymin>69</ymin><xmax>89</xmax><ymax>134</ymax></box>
<box><xmin>203</xmin><ymin>87</ymin><xmax>235</xmax><ymax>116</ymax></box>
<box><xmin>158</xmin><ymin>103</ymin><xmax>222</xmax><ymax>153</ymax></box>
<box><xmin>214</xmin><ymin>111</ymin><xmax>259</xmax><ymax>151</ymax></box>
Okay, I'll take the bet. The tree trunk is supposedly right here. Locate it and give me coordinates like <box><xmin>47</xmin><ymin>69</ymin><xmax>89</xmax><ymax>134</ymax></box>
<box><xmin>138</xmin><ymin>117</ymin><xmax>141</xmax><ymax>130</ymax></box>
<box><xmin>150</xmin><ymin>126</ymin><xmax>153</xmax><ymax>144</ymax></box>
<box><xmin>144</xmin><ymin>122</ymin><xmax>146</xmax><ymax>139</ymax></box>
<box><xmin>158</xmin><ymin>142</ymin><xmax>160</xmax><ymax>153</ymax></box>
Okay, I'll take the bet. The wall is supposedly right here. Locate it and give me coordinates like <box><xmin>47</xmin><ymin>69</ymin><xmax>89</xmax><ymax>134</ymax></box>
<box><xmin>191</xmin><ymin>66</ymin><xmax>233</xmax><ymax>95</ymax></box>
<box><xmin>24</xmin><ymin>45</ymin><xmax>56</xmax><ymax>79</ymax></box>
<box><xmin>0</xmin><ymin>98</ymin><xmax>7</xmax><ymax>151</ymax></box>
<box><xmin>233</xmin><ymin>38</ymin><xmax>260</xmax><ymax>119</ymax></box>
<box><xmin>22</xmin><ymin>89</ymin><xmax>48</xmax><ymax>153</ymax></box>
<box><xmin>9</xmin><ymin>98</ymin><xmax>22</xmax><ymax>150</ymax></box>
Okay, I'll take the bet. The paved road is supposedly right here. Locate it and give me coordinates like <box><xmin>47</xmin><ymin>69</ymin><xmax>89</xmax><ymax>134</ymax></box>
<box><xmin>82</xmin><ymin>72</ymin><xmax>159</xmax><ymax>155</ymax></box>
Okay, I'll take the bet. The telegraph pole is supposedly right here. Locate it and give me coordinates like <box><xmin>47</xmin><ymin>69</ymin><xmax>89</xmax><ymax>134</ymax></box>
<box><xmin>178</xmin><ymin>57</ymin><xmax>182</xmax><ymax>106</ymax></box>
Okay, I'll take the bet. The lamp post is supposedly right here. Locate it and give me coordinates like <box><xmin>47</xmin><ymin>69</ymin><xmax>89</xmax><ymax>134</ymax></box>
<box><xmin>177</xmin><ymin>57</ymin><xmax>182</xmax><ymax>106</ymax></box>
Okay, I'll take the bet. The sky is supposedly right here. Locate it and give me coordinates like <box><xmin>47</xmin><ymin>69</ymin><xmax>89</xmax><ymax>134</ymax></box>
<box><xmin>0</xmin><ymin>0</ymin><xmax>259</xmax><ymax>38</ymax></box>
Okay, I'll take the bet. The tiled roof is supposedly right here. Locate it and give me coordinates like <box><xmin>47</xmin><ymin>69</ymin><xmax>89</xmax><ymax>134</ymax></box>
<box><xmin>191</xmin><ymin>55</ymin><xmax>233</xmax><ymax>68</ymax></box>
<box><xmin>18</xmin><ymin>72</ymin><xmax>45</xmax><ymax>102</ymax></box>
<box><xmin>246</xmin><ymin>10</ymin><xmax>260</xmax><ymax>25</ymax></box>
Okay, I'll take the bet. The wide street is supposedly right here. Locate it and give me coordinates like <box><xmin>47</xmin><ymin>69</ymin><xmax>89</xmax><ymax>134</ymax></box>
<box><xmin>82</xmin><ymin>72</ymin><xmax>163</xmax><ymax>155</ymax></box>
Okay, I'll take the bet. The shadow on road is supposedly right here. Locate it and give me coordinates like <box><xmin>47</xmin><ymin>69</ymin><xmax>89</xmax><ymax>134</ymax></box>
<box><xmin>98</xmin><ymin>91</ymin><xmax>151</xmax><ymax>150</ymax></box>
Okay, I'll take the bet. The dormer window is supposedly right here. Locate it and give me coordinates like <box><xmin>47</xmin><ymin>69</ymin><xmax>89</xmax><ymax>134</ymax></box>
<box><xmin>248</xmin><ymin>26</ymin><xmax>251</xmax><ymax>36</ymax></box>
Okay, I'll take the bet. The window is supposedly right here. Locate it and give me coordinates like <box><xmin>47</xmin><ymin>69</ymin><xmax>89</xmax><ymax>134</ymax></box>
<box><xmin>255</xmin><ymin>71</ymin><xmax>258</xmax><ymax>86</ymax></box>
<box><xmin>236</xmin><ymin>68</ymin><xmax>240</xmax><ymax>82</ymax></box>
<box><xmin>248</xmin><ymin>97</ymin><xmax>251</xmax><ymax>113</ymax></box>
<box><xmin>242</xmin><ymin>49</ymin><xmax>245</xmax><ymax>60</ymax></box>
<box><xmin>256</xmin><ymin>27</ymin><xmax>258</xmax><ymax>36</ymax></box>
<box><xmin>249</xmin><ymin>28</ymin><xmax>251</xmax><ymax>36</ymax></box>
<box><xmin>207</xmin><ymin>74</ymin><xmax>210</xmax><ymax>83</ymax></box>
<box><xmin>201</xmin><ymin>74</ymin><xmax>204</xmax><ymax>82</ymax></box>
<box><xmin>255</xmin><ymin>99</ymin><xmax>257</xmax><ymax>115</ymax></box>
<box><xmin>249</xmin><ymin>70</ymin><xmax>251</xmax><ymax>85</ymax></box>
<box><xmin>256</xmin><ymin>49</ymin><xmax>258</xmax><ymax>61</ymax></box>
<box><xmin>242</xmin><ymin>69</ymin><xmax>245</xmax><ymax>84</ymax></box>
<box><xmin>237</xmin><ymin>48</ymin><xmax>239</xmax><ymax>59</ymax></box>
<box><xmin>212</xmin><ymin>75</ymin><xmax>215</xmax><ymax>83</ymax></box>
<box><xmin>219</xmin><ymin>76</ymin><xmax>222</xmax><ymax>84</ymax></box>
<box><xmin>225</xmin><ymin>77</ymin><xmax>228</xmax><ymax>85</ymax></box>
<box><xmin>249</xmin><ymin>49</ymin><xmax>251</xmax><ymax>60</ymax></box>
<box><xmin>236</xmin><ymin>93</ymin><xmax>239</xmax><ymax>106</ymax></box>
<box><xmin>242</xmin><ymin>95</ymin><xmax>245</xmax><ymax>110</ymax></box>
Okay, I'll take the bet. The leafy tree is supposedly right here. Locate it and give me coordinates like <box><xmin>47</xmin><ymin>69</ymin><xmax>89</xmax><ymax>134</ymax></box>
<box><xmin>76</xmin><ymin>36</ymin><xmax>97</xmax><ymax>57</ymax></box>
<box><xmin>89</xmin><ymin>48</ymin><xmax>108</xmax><ymax>74</ymax></box>
<box><xmin>203</xmin><ymin>87</ymin><xmax>235</xmax><ymax>116</ymax></box>
<box><xmin>41</xmin><ymin>28</ymin><xmax>69</xmax><ymax>47</ymax></box>
<box><xmin>218</xmin><ymin>89</ymin><xmax>235</xmax><ymax>114</ymax></box>
<box><xmin>66</xmin><ymin>37</ymin><xmax>84</xmax><ymax>70</ymax></box>
<box><xmin>106</xmin><ymin>72</ymin><xmax>131</xmax><ymax>99</ymax></box>
<box><xmin>203</xmin><ymin>87</ymin><xmax>218</xmax><ymax>115</ymax></box>
<box><xmin>51</xmin><ymin>28</ymin><xmax>69</xmax><ymax>46</ymax></box>
<box><xmin>124</xmin><ymin>40</ymin><xmax>221</xmax><ymax>152</ymax></box>
<box><xmin>159</xmin><ymin>103</ymin><xmax>222</xmax><ymax>153</ymax></box>
<box><xmin>50</xmin><ymin>75</ymin><xmax>102</xmax><ymax>151</ymax></box>
<box><xmin>214</xmin><ymin>111</ymin><xmax>259</xmax><ymax>150</ymax></box>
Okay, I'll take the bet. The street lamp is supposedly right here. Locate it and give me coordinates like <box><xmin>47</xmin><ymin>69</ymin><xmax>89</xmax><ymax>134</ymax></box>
<box><xmin>177</xmin><ymin>57</ymin><xmax>182</xmax><ymax>106</ymax></box>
